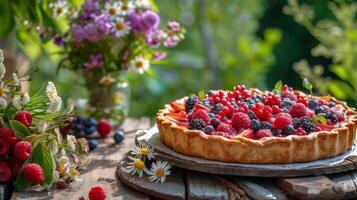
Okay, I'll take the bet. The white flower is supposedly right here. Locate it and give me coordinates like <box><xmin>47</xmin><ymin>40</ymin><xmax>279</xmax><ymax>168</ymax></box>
<box><xmin>130</xmin><ymin>56</ymin><xmax>150</xmax><ymax>74</ymax></box>
<box><xmin>0</xmin><ymin>49</ymin><xmax>5</xmax><ymax>81</ymax></box>
<box><xmin>105</xmin><ymin>2</ymin><xmax>121</xmax><ymax>19</ymax></box>
<box><xmin>53</xmin><ymin>170</ymin><xmax>60</xmax><ymax>182</ymax></box>
<box><xmin>145</xmin><ymin>161</ymin><xmax>171</xmax><ymax>183</ymax></box>
<box><xmin>111</xmin><ymin>17</ymin><xmax>131</xmax><ymax>38</ymax></box>
<box><xmin>12</xmin><ymin>73</ymin><xmax>20</xmax><ymax>85</ymax></box>
<box><xmin>118</xmin><ymin>1</ymin><xmax>134</xmax><ymax>16</ymax></box>
<box><xmin>67</xmin><ymin>135</ymin><xmax>76</xmax><ymax>151</ymax></box>
<box><xmin>0</xmin><ymin>49</ymin><xmax>3</xmax><ymax>63</ymax></box>
<box><xmin>69</xmin><ymin>165</ymin><xmax>81</xmax><ymax>181</ymax></box>
<box><xmin>134</xmin><ymin>0</ymin><xmax>151</xmax><ymax>8</ymax></box>
<box><xmin>12</xmin><ymin>92</ymin><xmax>30</xmax><ymax>110</ymax></box>
<box><xmin>131</xmin><ymin>144</ymin><xmax>156</xmax><ymax>160</ymax></box>
<box><xmin>0</xmin><ymin>82</ymin><xmax>9</xmax><ymax>98</ymax></box>
<box><xmin>99</xmin><ymin>75</ymin><xmax>115</xmax><ymax>86</ymax></box>
<box><xmin>0</xmin><ymin>97</ymin><xmax>7</xmax><ymax>108</ymax></box>
<box><xmin>37</xmin><ymin>121</ymin><xmax>48</xmax><ymax>132</ymax></box>
<box><xmin>46</xmin><ymin>81</ymin><xmax>58</xmax><ymax>101</ymax></box>
<box><xmin>48</xmin><ymin>96</ymin><xmax>62</xmax><ymax>112</ymax></box>
<box><xmin>126</xmin><ymin>156</ymin><xmax>147</xmax><ymax>177</ymax></box>
<box><xmin>57</xmin><ymin>156</ymin><xmax>70</xmax><ymax>177</ymax></box>
<box><xmin>51</xmin><ymin>139</ymin><xmax>59</xmax><ymax>154</ymax></box>
<box><xmin>51</xmin><ymin>0</ymin><xmax>68</xmax><ymax>17</ymax></box>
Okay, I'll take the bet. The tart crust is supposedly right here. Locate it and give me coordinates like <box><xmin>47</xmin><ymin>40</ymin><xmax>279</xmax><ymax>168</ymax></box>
<box><xmin>156</xmin><ymin>94</ymin><xmax>357</xmax><ymax>164</ymax></box>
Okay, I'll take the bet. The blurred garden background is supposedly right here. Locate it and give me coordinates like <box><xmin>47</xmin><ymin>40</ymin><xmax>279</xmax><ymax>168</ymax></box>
<box><xmin>0</xmin><ymin>0</ymin><xmax>356</xmax><ymax>118</ymax></box>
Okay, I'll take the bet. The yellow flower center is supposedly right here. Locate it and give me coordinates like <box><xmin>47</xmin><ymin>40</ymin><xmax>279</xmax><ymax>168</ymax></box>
<box><xmin>140</xmin><ymin>147</ymin><xmax>149</xmax><ymax>156</ymax></box>
<box><xmin>56</xmin><ymin>7</ymin><xmax>63</xmax><ymax>15</ymax></box>
<box><xmin>116</xmin><ymin>22</ymin><xmax>125</xmax><ymax>31</ymax></box>
<box><xmin>134</xmin><ymin>160</ymin><xmax>145</xmax><ymax>170</ymax></box>
<box><xmin>0</xmin><ymin>88</ymin><xmax>4</xmax><ymax>96</ymax></box>
<box><xmin>122</xmin><ymin>4</ymin><xmax>129</xmax><ymax>11</ymax></box>
<box><xmin>135</xmin><ymin>61</ymin><xmax>144</xmax><ymax>68</ymax></box>
<box><xmin>156</xmin><ymin>168</ymin><xmax>164</xmax><ymax>177</ymax></box>
<box><xmin>108</xmin><ymin>7</ymin><xmax>116</xmax><ymax>15</ymax></box>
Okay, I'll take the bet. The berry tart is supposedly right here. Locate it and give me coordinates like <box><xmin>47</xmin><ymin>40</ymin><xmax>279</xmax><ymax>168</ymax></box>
<box><xmin>156</xmin><ymin>85</ymin><xmax>357</xmax><ymax>164</ymax></box>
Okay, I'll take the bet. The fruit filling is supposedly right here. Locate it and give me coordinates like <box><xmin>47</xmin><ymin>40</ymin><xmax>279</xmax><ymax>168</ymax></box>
<box><xmin>164</xmin><ymin>85</ymin><xmax>346</xmax><ymax>140</ymax></box>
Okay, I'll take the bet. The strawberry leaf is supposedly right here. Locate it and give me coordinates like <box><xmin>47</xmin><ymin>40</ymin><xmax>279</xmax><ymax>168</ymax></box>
<box><xmin>273</xmin><ymin>80</ymin><xmax>283</xmax><ymax>94</ymax></box>
<box><xmin>9</xmin><ymin>120</ymin><xmax>31</xmax><ymax>139</ymax></box>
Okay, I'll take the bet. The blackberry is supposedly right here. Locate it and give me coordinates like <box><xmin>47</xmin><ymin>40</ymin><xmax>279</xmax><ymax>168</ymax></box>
<box><xmin>283</xmin><ymin>108</ymin><xmax>289</xmax><ymax>113</ymax></box>
<box><xmin>243</xmin><ymin>99</ymin><xmax>255</xmax><ymax>108</ymax></box>
<box><xmin>210</xmin><ymin>118</ymin><xmax>221</xmax><ymax>128</ymax></box>
<box><xmin>327</xmin><ymin>102</ymin><xmax>336</xmax><ymax>107</ymax></box>
<box><xmin>185</xmin><ymin>97</ymin><xmax>198</xmax><ymax>112</ymax></box>
<box><xmin>326</xmin><ymin>110</ymin><xmax>332</xmax><ymax>118</ymax></box>
<box><xmin>261</xmin><ymin>121</ymin><xmax>273</xmax><ymax>130</ymax></box>
<box><xmin>274</xmin><ymin>129</ymin><xmax>283</xmax><ymax>136</ymax></box>
<box><xmin>202</xmin><ymin>99</ymin><xmax>211</xmax><ymax>108</ymax></box>
<box><xmin>308</xmin><ymin>99</ymin><xmax>319</xmax><ymax>110</ymax></box>
<box><xmin>292</xmin><ymin>118</ymin><xmax>300</xmax><ymax>128</ymax></box>
<box><xmin>211</xmin><ymin>103</ymin><xmax>224</xmax><ymax>114</ymax></box>
<box><xmin>314</xmin><ymin>106</ymin><xmax>325</xmax><ymax>115</ymax></box>
<box><xmin>251</xmin><ymin>119</ymin><xmax>261</xmax><ymax>131</ymax></box>
<box><xmin>247</xmin><ymin>111</ymin><xmax>257</xmax><ymax>120</ymax></box>
<box><xmin>299</xmin><ymin>117</ymin><xmax>316</xmax><ymax>133</ymax></box>
<box><xmin>252</xmin><ymin>94</ymin><xmax>261</xmax><ymax>103</ymax></box>
<box><xmin>203</xmin><ymin>126</ymin><xmax>215</xmax><ymax>134</ymax></box>
<box><xmin>280</xmin><ymin>99</ymin><xmax>295</xmax><ymax>109</ymax></box>
<box><xmin>330</xmin><ymin>114</ymin><xmax>338</xmax><ymax>124</ymax></box>
<box><xmin>284</xmin><ymin>125</ymin><xmax>295</xmax><ymax>135</ymax></box>
<box><xmin>188</xmin><ymin>119</ymin><xmax>206</xmax><ymax>130</ymax></box>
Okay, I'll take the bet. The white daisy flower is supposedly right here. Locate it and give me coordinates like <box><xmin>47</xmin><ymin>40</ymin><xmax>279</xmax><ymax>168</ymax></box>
<box><xmin>67</xmin><ymin>135</ymin><xmax>76</xmax><ymax>151</ymax></box>
<box><xmin>134</xmin><ymin>0</ymin><xmax>151</xmax><ymax>8</ymax></box>
<box><xmin>126</xmin><ymin>156</ymin><xmax>147</xmax><ymax>177</ymax></box>
<box><xmin>53</xmin><ymin>170</ymin><xmax>60</xmax><ymax>182</ymax></box>
<box><xmin>0</xmin><ymin>97</ymin><xmax>7</xmax><ymax>108</ymax></box>
<box><xmin>130</xmin><ymin>56</ymin><xmax>150</xmax><ymax>74</ymax></box>
<box><xmin>46</xmin><ymin>81</ymin><xmax>58</xmax><ymax>101</ymax></box>
<box><xmin>48</xmin><ymin>96</ymin><xmax>62</xmax><ymax>112</ymax></box>
<box><xmin>12</xmin><ymin>73</ymin><xmax>20</xmax><ymax>85</ymax></box>
<box><xmin>0</xmin><ymin>50</ymin><xmax>5</xmax><ymax>80</ymax></box>
<box><xmin>12</xmin><ymin>92</ymin><xmax>30</xmax><ymax>110</ymax></box>
<box><xmin>145</xmin><ymin>161</ymin><xmax>171</xmax><ymax>183</ymax></box>
<box><xmin>99</xmin><ymin>75</ymin><xmax>115</xmax><ymax>86</ymax></box>
<box><xmin>0</xmin><ymin>82</ymin><xmax>9</xmax><ymax>98</ymax></box>
<box><xmin>51</xmin><ymin>0</ymin><xmax>68</xmax><ymax>17</ymax></box>
<box><xmin>57</xmin><ymin>156</ymin><xmax>70</xmax><ymax>177</ymax></box>
<box><xmin>111</xmin><ymin>17</ymin><xmax>131</xmax><ymax>38</ymax></box>
<box><xmin>131</xmin><ymin>144</ymin><xmax>156</xmax><ymax>160</ymax></box>
<box><xmin>105</xmin><ymin>2</ymin><xmax>121</xmax><ymax>18</ymax></box>
<box><xmin>37</xmin><ymin>121</ymin><xmax>48</xmax><ymax>132</ymax></box>
<box><xmin>69</xmin><ymin>165</ymin><xmax>81</xmax><ymax>181</ymax></box>
<box><xmin>118</xmin><ymin>1</ymin><xmax>134</xmax><ymax>16</ymax></box>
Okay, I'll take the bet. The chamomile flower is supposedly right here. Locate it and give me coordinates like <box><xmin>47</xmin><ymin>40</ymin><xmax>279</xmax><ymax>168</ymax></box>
<box><xmin>105</xmin><ymin>2</ymin><xmax>121</xmax><ymax>18</ymax></box>
<box><xmin>46</xmin><ymin>81</ymin><xmax>58</xmax><ymax>101</ymax></box>
<box><xmin>13</xmin><ymin>92</ymin><xmax>30</xmax><ymax>110</ymax></box>
<box><xmin>0</xmin><ymin>98</ymin><xmax>7</xmax><ymax>108</ymax></box>
<box><xmin>99</xmin><ymin>75</ymin><xmax>115</xmax><ymax>86</ymax></box>
<box><xmin>135</xmin><ymin>0</ymin><xmax>151</xmax><ymax>8</ymax></box>
<box><xmin>111</xmin><ymin>17</ymin><xmax>131</xmax><ymax>38</ymax></box>
<box><xmin>118</xmin><ymin>1</ymin><xmax>134</xmax><ymax>16</ymax></box>
<box><xmin>57</xmin><ymin>156</ymin><xmax>70</xmax><ymax>177</ymax></box>
<box><xmin>48</xmin><ymin>96</ymin><xmax>62</xmax><ymax>112</ymax></box>
<box><xmin>0</xmin><ymin>82</ymin><xmax>9</xmax><ymax>98</ymax></box>
<box><xmin>0</xmin><ymin>49</ymin><xmax>5</xmax><ymax>80</ymax></box>
<box><xmin>37</xmin><ymin>121</ymin><xmax>48</xmax><ymax>132</ymax></box>
<box><xmin>131</xmin><ymin>144</ymin><xmax>156</xmax><ymax>160</ymax></box>
<box><xmin>126</xmin><ymin>156</ymin><xmax>146</xmax><ymax>177</ymax></box>
<box><xmin>12</xmin><ymin>73</ymin><xmax>20</xmax><ymax>85</ymax></box>
<box><xmin>67</xmin><ymin>135</ymin><xmax>77</xmax><ymax>151</ymax></box>
<box><xmin>130</xmin><ymin>56</ymin><xmax>150</xmax><ymax>74</ymax></box>
<box><xmin>145</xmin><ymin>161</ymin><xmax>171</xmax><ymax>183</ymax></box>
<box><xmin>51</xmin><ymin>0</ymin><xmax>68</xmax><ymax>18</ymax></box>
<box><xmin>69</xmin><ymin>165</ymin><xmax>81</xmax><ymax>181</ymax></box>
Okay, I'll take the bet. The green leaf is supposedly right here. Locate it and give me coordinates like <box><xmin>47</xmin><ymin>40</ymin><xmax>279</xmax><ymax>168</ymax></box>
<box><xmin>273</xmin><ymin>80</ymin><xmax>283</xmax><ymax>94</ymax></box>
<box><xmin>0</xmin><ymin>0</ymin><xmax>15</xmax><ymax>37</ymax></box>
<box><xmin>302</xmin><ymin>78</ymin><xmax>313</xmax><ymax>94</ymax></box>
<box><xmin>15</xmin><ymin>143</ymin><xmax>55</xmax><ymax>191</ymax></box>
<box><xmin>330</xmin><ymin>65</ymin><xmax>349</xmax><ymax>82</ymax></box>
<box><xmin>9</xmin><ymin>120</ymin><xmax>31</xmax><ymax>139</ymax></box>
<box><xmin>198</xmin><ymin>90</ymin><xmax>205</xmax><ymax>101</ymax></box>
<box><xmin>312</xmin><ymin>114</ymin><xmax>327</xmax><ymax>125</ymax></box>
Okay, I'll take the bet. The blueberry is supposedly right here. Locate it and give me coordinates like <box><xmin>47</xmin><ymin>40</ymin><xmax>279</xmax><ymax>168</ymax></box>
<box><xmin>247</xmin><ymin>111</ymin><xmax>256</xmax><ymax>120</ymax></box>
<box><xmin>330</xmin><ymin>114</ymin><xmax>338</xmax><ymax>123</ymax></box>
<box><xmin>203</xmin><ymin>126</ymin><xmax>215</xmax><ymax>134</ymax></box>
<box><xmin>308</xmin><ymin>99</ymin><xmax>319</xmax><ymax>110</ymax></box>
<box><xmin>274</xmin><ymin>130</ymin><xmax>283</xmax><ymax>136</ymax></box>
<box><xmin>293</xmin><ymin>118</ymin><xmax>300</xmax><ymax>128</ymax></box>
<box><xmin>77</xmin><ymin>130</ymin><xmax>86</xmax><ymax>137</ymax></box>
<box><xmin>85</xmin><ymin>126</ymin><xmax>97</xmax><ymax>135</ymax></box>
<box><xmin>251</xmin><ymin>119</ymin><xmax>261</xmax><ymax>131</ymax></box>
<box><xmin>326</xmin><ymin>110</ymin><xmax>332</xmax><ymax>118</ymax></box>
<box><xmin>284</xmin><ymin>125</ymin><xmax>295</xmax><ymax>135</ymax></box>
<box><xmin>114</xmin><ymin>131</ymin><xmax>125</xmax><ymax>143</ymax></box>
<box><xmin>85</xmin><ymin>118</ymin><xmax>97</xmax><ymax>127</ymax></box>
<box><xmin>280</xmin><ymin>99</ymin><xmax>294</xmax><ymax>109</ymax></box>
<box><xmin>327</xmin><ymin>102</ymin><xmax>336</xmax><ymax>107</ymax></box>
<box><xmin>315</xmin><ymin>106</ymin><xmax>325</xmax><ymax>115</ymax></box>
<box><xmin>88</xmin><ymin>139</ymin><xmax>98</xmax><ymax>151</ymax></box>
<box><xmin>210</xmin><ymin>118</ymin><xmax>221</xmax><ymax>128</ymax></box>
<box><xmin>261</xmin><ymin>121</ymin><xmax>273</xmax><ymax>130</ymax></box>
<box><xmin>209</xmin><ymin>113</ymin><xmax>215</xmax><ymax>119</ymax></box>
<box><xmin>283</xmin><ymin>108</ymin><xmax>289</xmax><ymax>113</ymax></box>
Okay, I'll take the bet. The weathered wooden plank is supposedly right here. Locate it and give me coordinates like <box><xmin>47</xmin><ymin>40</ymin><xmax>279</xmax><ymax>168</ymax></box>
<box><xmin>117</xmin><ymin>153</ymin><xmax>185</xmax><ymax>200</ymax></box>
<box><xmin>0</xmin><ymin>184</ymin><xmax>12</xmax><ymax>200</ymax></box>
<box><xmin>113</xmin><ymin>179</ymin><xmax>151</xmax><ymax>200</ymax></box>
<box><xmin>329</xmin><ymin>171</ymin><xmax>357</xmax><ymax>199</ymax></box>
<box><xmin>185</xmin><ymin>171</ymin><xmax>229</xmax><ymax>200</ymax></box>
<box><xmin>278</xmin><ymin>176</ymin><xmax>342</xmax><ymax>200</ymax></box>
<box><xmin>11</xmin><ymin>118</ymin><xmax>151</xmax><ymax>200</ymax></box>
<box><xmin>230</xmin><ymin>177</ymin><xmax>288</xmax><ymax>200</ymax></box>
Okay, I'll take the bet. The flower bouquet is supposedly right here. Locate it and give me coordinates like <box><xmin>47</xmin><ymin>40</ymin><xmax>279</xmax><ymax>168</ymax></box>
<box><xmin>50</xmin><ymin>0</ymin><xmax>185</xmax><ymax>126</ymax></box>
<box><xmin>0</xmin><ymin>49</ymin><xmax>88</xmax><ymax>191</ymax></box>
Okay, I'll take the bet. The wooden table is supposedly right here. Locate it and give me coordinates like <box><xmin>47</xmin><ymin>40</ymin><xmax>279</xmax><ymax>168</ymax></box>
<box><xmin>11</xmin><ymin>118</ymin><xmax>152</xmax><ymax>200</ymax></box>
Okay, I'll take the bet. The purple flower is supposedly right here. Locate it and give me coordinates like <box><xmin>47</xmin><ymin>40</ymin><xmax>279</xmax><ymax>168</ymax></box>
<box><xmin>163</xmin><ymin>37</ymin><xmax>178</xmax><ymax>48</ymax></box>
<box><xmin>83</xmin><ymin>14</ymin><xmax>110</xmax><ymax>42</ymax></box>
<box><xmin>145</xmin><ymin>30</ymin><xmax>163</xmax><ymax>47</ymax></box>
<box><xmin>127</xmin><ymin>12</ymin><xmax>143</xmax><ymax>31</ymax></box>
<box><xmin>81</xmin><ymin>0</ymin><xmax>100</xmax><ymax>19</ymax></box>
<box><xmin>54</xmin><ymin>36</ymin><xmax>65</xmax><ymax>46</ymax></box>
<box><xmin>71</xmin><ymin>24</ymin><xmax>85</xmax><ymax>42</ymax></box>
<box><xmin>141</xmin><ymin>10</ymin><xmax>160</xmax><ymax>32</ymax></box>
<box><xmin>84</xmin><ymin>54</ymin><xmax>104</xmax><ymax>70</ymax></box>
<box><xmin>167</xmin><ymin>21</ymin><xmax>181</xmax><ymax>32</ymax></box>
<box><xmin>153</xmin><ymin>52</ymin><xmax>167</xmax><ymax>60</ymax></box>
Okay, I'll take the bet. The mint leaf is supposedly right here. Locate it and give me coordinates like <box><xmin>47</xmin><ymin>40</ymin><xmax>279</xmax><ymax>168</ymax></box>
<box><xmin>273</xmin><ymin>80</ymin><xmax>283</xmax><ymax>94</ymax></box>
<box><xmin>198</xmin><ymin>90</ymin><xmax>205</xmax><ymax>101</ymax></box>
<box><xmin>303</xmin><ymin>78</ymin><xmax>313</xmax><ymax>94</ymax></box>
<box><xmin>15</xmin><ymin>143</ymin><xmax>55</xmax><ymax>191</ymax></box>
<box><xmin>312</xmin><ymin>114</ymin><xmax>327</xmax><ymax>125</ymax></box>
<box><xmin>9</xmin><ymin>120</ymin><xmax>31</xmax><ymax>139</ymax></box>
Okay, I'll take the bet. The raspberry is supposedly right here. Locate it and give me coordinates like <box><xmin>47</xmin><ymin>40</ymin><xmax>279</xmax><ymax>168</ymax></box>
<box><xmin>273</xmin><ymin>113</ymin><xmax>293</xmax><ymax>130</ymax></box>
<box><xmin>255</xmin><ymin>129</ymin><xmax>273</xmax><ymax>140</ymax></box>
<box><xmin>281</xmin><ymin>91</ymin><xmax>297</xmax><ymax>101</ymax></box>
<box><xmin>23</xmin><ymin>163</ymin><xmax>45</xmax><ymax>184</ymax></box>
<box><xmin>289</xmin><ymin>103</ymin><xmax>307</xmax><ymax>118</ymax></box>
<box><xmin>14</xmin><ymin>111</ymin><xmax>32</xmax><ymax>127</ymax></box>
<box><xmin>251</xmin><ymin>104</ymin><xmax>272</xmax><ymax>121</ymax></box>
<box><xmin>191</xmin><ymin>109</ymin><xmax>210</xmax><ymax>124</ymax></box>
<box><xmin>231</xmin><ymin>112</ymin><xmax>251</xmax><ymax>131</ymax></box>
<box><xmin>96</xmin><ymin>119</ymin><xmax>112</xmax><ymax>138</ymax></box>
<box><xmin>0</xmin><ymin>162</ymin><xmax>12</xmax><ymax>183</ymax></box>
<box><xmin>188</xmin><ymin>119</ymin><xmax>206</xmax><ymax>130</ymax></box>
<box><xmin>89</xmin><ymin>186</ymin><xmax>106</xmax><ymax>200</ymax></box>
<box><xmin>238</xmin><ymin>129</ymin><xmax>254</xmax><ymax>139</ymax></box>
<box><xmin>294</xmin><ymin>127</ymin><xmax>307</xmax><ymax>136</ymax></box>
<box><xmin>10</xmin><ymin>158</ymin><xmax>23</xmax><ymax>178</ymax></box>
<box><xmin>0</xmin><ymin>128</ymin><xmax>19</xmax><ymax>146</ymax></box>
<box><xmin>14</xmin><ymin>141</ymin><xmax>32</xmax><ymax>161</ymax></box>
<box><xmin>0</xmin><ymin>139</ymin><xmax>10</xmax><ymax>156</ymax></box>
<box><xmin>216</xmin><ymin>123</ymin><xmax>236</xmax><ymax>134</ymax></box>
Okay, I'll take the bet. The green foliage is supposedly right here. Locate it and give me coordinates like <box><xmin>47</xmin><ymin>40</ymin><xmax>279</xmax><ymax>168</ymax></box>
<box><xmin>9</xmin><ymin>120</ymin><xmax>31</xmax><ymax>139</ymax></box>
<box><xmin>273</xmin><ymin>80</ymin><xmax>283</xmax><ymax>94</ymax></box>
<box><xmin>285</xmin><ymin>0</ymin><xmax>357</xmax><ymax>104</ymax></box>
<box><xmin>312</xmin><ymin>114</ymin><xmax>327</xmax><ymax>125</ymax></box>
<box><xmin>302</xmin><ymin>78</ymin><xmax>313</xmax><ymax>94</ymax></box>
